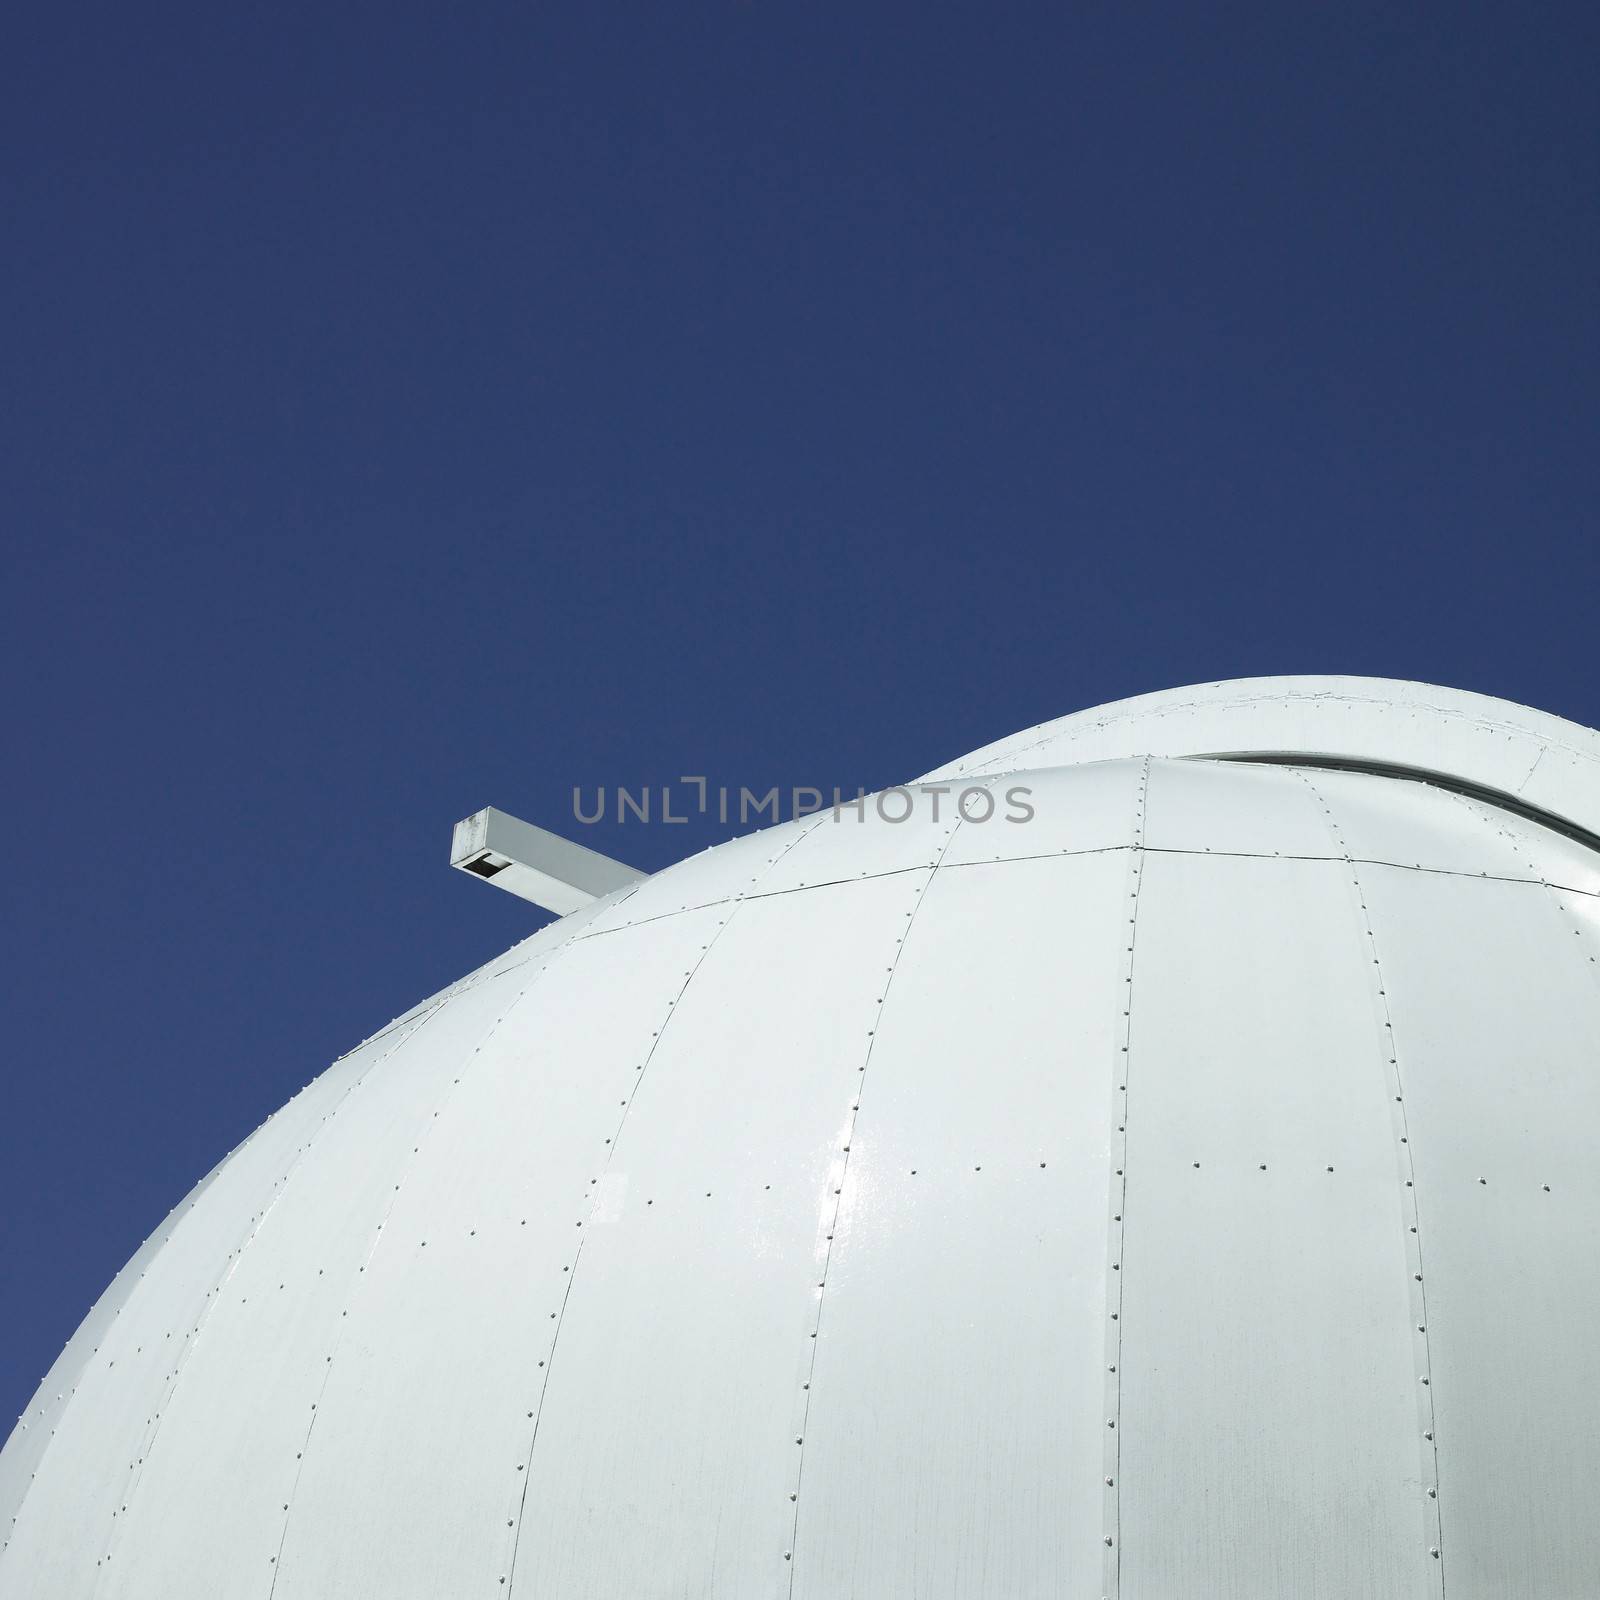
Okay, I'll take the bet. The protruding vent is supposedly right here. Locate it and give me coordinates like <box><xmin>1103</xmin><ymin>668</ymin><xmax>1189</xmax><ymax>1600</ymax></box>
<box><xmin>449</xmin><ymin>808</ymin><xmax>645</xmax><ymax>915</ymax></box>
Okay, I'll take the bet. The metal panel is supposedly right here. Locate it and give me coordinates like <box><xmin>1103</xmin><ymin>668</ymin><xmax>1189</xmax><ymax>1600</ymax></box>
<box><xmin>940</xmin><ymin>757</ymin><xmax>1138</xmax><ymax>865</ymax></box>
<box><xmin>270</xmin><ymin>906</ymin><xmax>730</xmax><ymax>1599</ymax></box>
<box><xmin>0</xmin><ymin>1153</ymin><xmax>229</xmax><ymax>1561</ymax></box>
<box><xmin>1460</xmin><ymin>796</ymin><xmax>1600</xmax><ymax>899</ymax></box>
<box><xmin>1140</xmin><ymin>757</ymin><xmax>1332</xmax><ymax>858</ymax></box>
<box><xmin>1549</xmin><ymin>886</ymin><xmax>1600</xmax><ymax>982</ymax></box>
<box><xmin>1355</xmin><ymin>865</ymin><xmax>1600</xmax><ymax>1599</ymax></box>
<box><xmin>754</xmin><ymin>792</ymin><xmax>957</xmax><ymax>894</ymax></box>
<box><xmin>580</xmin><ymin>815</ymin><xmax>813</xmax><ymax>932</ymax></box>
<box><xmin>91</xmin><ymin>965</ymin><xmax>535</xmax><ymax>1600</ymax></box>
<box><xmin>510</xmin><ymin>876</ymin><xmax>916</xmax><ymax>1599</ymax></box>
<box><xmin>789</xmin><ymin>853</ymin><xmax>1127</xmax><ymax>1600</ymax></box>
<box><xmin>1116</xmin><ymin>851</ymin><xmax>1429</xmax><ymax>1599</ymax></box>
<box><xmin>1299</xmin><ymin>767</ymin><xmax>1530</xmax><ymax>880</ymax></box>
<box><xmin>919</xmin><ymin>677</ymin><xmax>1600</xmax><ymax>846</ymax></box>
<box><xmin>0</xmin><ymin>1006</ymin><xmax>439</xmax><ymax>1598</ymax></box>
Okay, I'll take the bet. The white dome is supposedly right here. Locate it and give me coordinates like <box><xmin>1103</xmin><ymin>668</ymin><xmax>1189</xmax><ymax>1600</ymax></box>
<box><xmin>5</xmin><ymin>676</ymin><xmax>1600</xmax><ymax>1599</ymax></box>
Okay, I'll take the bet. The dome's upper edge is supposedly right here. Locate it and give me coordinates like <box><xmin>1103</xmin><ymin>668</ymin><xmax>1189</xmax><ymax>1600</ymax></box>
<box><xmin>918</xmin><ymin>675</ymin><xmax>1600</xmax><ymax>844</ymax></box>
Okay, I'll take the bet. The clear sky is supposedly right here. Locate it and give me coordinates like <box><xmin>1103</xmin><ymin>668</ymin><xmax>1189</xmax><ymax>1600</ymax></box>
<box><xmin>2</xmin><ymin>2</ymin><xmax>1596</xmax><ymax>1426</ymax></box>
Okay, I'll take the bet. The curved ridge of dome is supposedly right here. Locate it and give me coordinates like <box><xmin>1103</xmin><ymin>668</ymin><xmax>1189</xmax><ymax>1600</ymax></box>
<box><xmin>921</xmin><ymin>674</ymin><xmax>1600</xmax><ymax>845</ymax></box>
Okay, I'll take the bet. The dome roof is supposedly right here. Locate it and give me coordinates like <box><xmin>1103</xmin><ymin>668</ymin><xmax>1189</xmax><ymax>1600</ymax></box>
<box><xmin>923</xmin><ymin>673</ymin><xmax>1600</xmax><ymax>843</ymax></box>
<box><xmin>5</xmin><ymin>677</ymin><xmax>1600</xmax><ymax>1598</ymax></box>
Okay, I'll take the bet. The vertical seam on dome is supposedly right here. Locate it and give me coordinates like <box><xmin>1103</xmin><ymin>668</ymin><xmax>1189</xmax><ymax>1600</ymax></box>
<box><xmin>502</xmin><ymin>807</ymin><xmax>832</xmax><ymax>1598</ymax></box>
<box><xmin>1293</xmin><ymin>770</ymin><xmax>1447</xmax><ymax>1595</ymax></box>
<box><xmin>1443</xmin><ymin>791</ymin><xmax>1600</xmax><ymax>1003</ymax></box>
<box><xmin>1101</xmin><ymin>755</ymin><xmax>1148</xmax><ymax>1600</ymax></box>
<box><xmin>78</xmin><ymin>995</ymin><xmax>452</xmax><ymax>1595</ymax></box>
<box><xmin>262</xmin><ymin>946</ymin><xmax>583</xmax><ymax>1598</ymax></box>
<box><xmin>0</xmin><ymin>1146</ymin><xmax>236</xmax><ymax>1572</ymax></box>
<box><xmin>781</xmin><ymin>778</ymin><xmax>1002</xmax><ymax>1595</ymax></box>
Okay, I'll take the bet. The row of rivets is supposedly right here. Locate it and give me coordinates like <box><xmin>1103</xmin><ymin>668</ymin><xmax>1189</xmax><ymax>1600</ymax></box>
<box><xmin>1297</xmin><ymin>771</ymin><xmax>1444</xmax><ymax>1588</ymax></box>
<box><xmin>1102</xmin><ymin>757</ymin><xmax>1150</xmax><ymax>1596</ymax></box>
<box><xmin>503</xmin><ymin>816</ymin><xmax>830</xmax><ymax>1595</ymax></box>
<box><xmin>78</xmin><ymin>996</ymin><xmax>454</xmax><ymax>1579</ymax></box>
<box><xmin>784</xmin><ymin>780</ymin><xmax>999</xmax><ymax>1584</ymax></box>
<box><xmin>1448</xmin><ymin>792</ymin><xmax>1599</xmax><ymax>983</ymax></box>
<box><xmin>255</xmin><ymin>958</ymin><xmax>556</xmax><ymax>1595</ymax></box>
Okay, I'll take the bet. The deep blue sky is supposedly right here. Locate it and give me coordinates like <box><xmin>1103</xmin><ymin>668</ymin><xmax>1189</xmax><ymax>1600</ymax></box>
<box><xmin>2</xmin><ymin>2</ymin><xmax>1596</xmax><ymax>1425</ymax></box>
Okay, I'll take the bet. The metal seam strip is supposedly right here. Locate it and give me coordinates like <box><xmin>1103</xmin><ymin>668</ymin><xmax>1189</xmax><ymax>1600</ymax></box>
<box><xmin>1</xmin><ymin>1143</ymin><xmax>241</xmax><ymax>1567</ymax></box>
<box><xmin>783</xmin><ymin>777</ymin><xmax>1004</xmax><ymax>1594</ymax></box>
<box><xmin>944</xmin><ymin>688</ymin><xmax>1600</xmax><ymax>780</ymax></box>
<box><xmin>23</xmin><ymin>917</ymin><xmax>613</xmax><ymax>1575</ymax></box>
<box><xmin>330</xmin><ymin>895</ymin><xmax>625</xmax><ymax>1062</ymax></box>
<box><xmin>502</xmin><ymin>808</ymin><xmax>833</xmax><ymax>1597</ymax></box>
<box><xmin>1293</xmin><ymin>770</ymin><xmax>1446</xmax><ymax>1594</ymax></box>
<box><xmin>1515</xmin><ymin>745</ymin><xmax>1547</xmax><ymax>795</ymax></box>
<box><xmin>78</xmin><ymin>996</ymin><xmax>452</xmax><ymax>1592</ymax></box>
<box><xmin>1100</xmin><ymin>756</ymin><xmax>1149</xmax><ymax>1600</ymax></box>
<box><xmin>1204</xmin><ymin>753</ymin><xmax>1600</xmax><ymax>857</ymax></box>
<box><xmin>1443</xmin><ymin>791</ymin><xmax>1600</xmax><ymax>1005</ymax></box>
<box><xmin>264</xmin><ymin>945</ymin><xmax>584</xmax><ymax>1598</ymax></box>
<box><xmin>574</xmin><ymin>845</ymin><xmax>1598</xmax><ymax>943</ymax></box>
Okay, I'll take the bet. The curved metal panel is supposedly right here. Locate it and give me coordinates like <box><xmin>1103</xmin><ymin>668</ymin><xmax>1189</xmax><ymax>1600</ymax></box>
<box><xmin>511</xmin><ymin>877</ymin><xmax>910</xmax><ymax>1598</ymax></box>
<box><xmin>91</xmin><ymin>967</ymin><xmax>534</xmax><ymax>1600</ymax></box>
<box><xmin>269</xmin><ymin>907</ymin><xmax>733</xmax><ymax>1599</ymax></box>
<box><xmin>791</xmin><ymin>853</ymin><xmax>1126</xmax><ymax>1600</ymax></box>
<box><xmin>920</xmin><ymin>677</ymin><xmax>1600</xmax><ymax>845</ymax></box>
<box><xmin>1117</xmin><ymin>843</ymin><xmax>1431</xmax><ymax>1598</ymax></box>
<box><xmin>1353</xmin><ymin>863</ymin><xmax>1600</xmax><ymax>1599</ymax></box>
<box><xmin>0</xmin><ymin>1006</ymin><xmax>441</xmax><ymax>1595</ymax></box>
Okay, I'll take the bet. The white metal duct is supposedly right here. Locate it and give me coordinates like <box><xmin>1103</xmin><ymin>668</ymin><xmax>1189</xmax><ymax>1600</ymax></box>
<box><xmin>4</xmin><ymin>677</ymin><xmax>1599</xmax><ymax>1599</ymax></box>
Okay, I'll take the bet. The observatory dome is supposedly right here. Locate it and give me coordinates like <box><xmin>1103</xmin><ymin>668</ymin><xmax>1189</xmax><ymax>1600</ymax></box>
<box><xmin>5</xmin><ymin>676</ymin><xmax>1600</xmax><ymax>1599</ymax></box>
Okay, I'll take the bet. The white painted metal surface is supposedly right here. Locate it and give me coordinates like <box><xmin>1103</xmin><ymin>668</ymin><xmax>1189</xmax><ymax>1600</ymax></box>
<box><xmin>450</xmin><ymin>806</ymin><xmax>645</xmax><ymax>913</ymax></box>
<box><xmin>922</xmin><ymin>674</ymin><xmax>1600</xmax><ymax>844</ymax></box>
<box><xmin>5</xmin><ymin>677</ymin><xmax>1599</xmax><ymax>1599</ymax></box>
